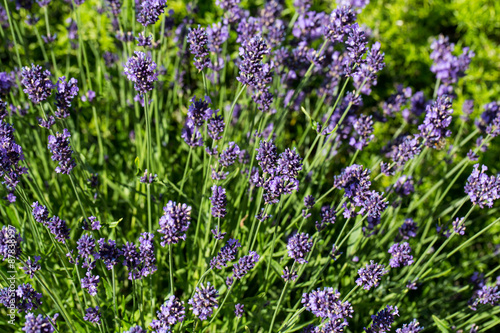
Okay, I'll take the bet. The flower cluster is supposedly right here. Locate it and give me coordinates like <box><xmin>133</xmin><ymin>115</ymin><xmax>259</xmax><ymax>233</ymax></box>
<box><xmin>188</xmin><ymin>282</ymin><xmax>219</xmax><ymax>321</ymax></box>
<box><xmin>430</xmin><ymin>34</ymin><xmax>474</xmax><ymax>94</ymax></box>
<box><xmin>211</xmin><ymin>238</ymin><xmax>241</xmax><ymax>269</ymax></box>
<box><xmin>188</xmin><ymin>26</ymin><xmax>211</xmax><ymax>71</ymax></box>
<box><xmin>334</xmin><ymin>164</ymin><xmax>387</xmax><ymax>219</ymax></box>
<box><xmin>237</xmin><ymin>35</ymin><xmax>274</xmax><ymax>112</ymax></box>
<box><xmin>157</xmin><ymin>201</ymin><xmax>192</xmax><ymax>246</ymax></box>
<box><xmin>287</xmin><ymin>232</ymin><xmax>313</xmax><ymax>264</ymax></box>
<box><xmin>227</xmin><ymin>251</ymin><xmax>260</xmax><ymax>285</ymax></box>
<box><xmin>356</xmin><ymin>260</ymin><xmax>389</xmax><ymax>290</ymax></box>
<box><xmin>0</xmin><ymin>121</ymin><xmax>27</xmax><ymax>197</ymax></box>
<box><xmin>388</xmin><ymin>242</ymin><xmax>414</xmax><ymax>268</ymax></box>
<box><xmin>150</xmin><ymin>295</ymin><xmax>185</xmax><ymax>331</ymax></box>
<box><xmin>464</xmin><ymin>164</ymin><xmax>500</xmax><ymax>208</ymax></box>
<box><xmin>254</xmin><ymin>140</ymin><xmax>303</xmax><ymax>204</ymax></box>
<box><xmin>137</xmin><ymin>0</ymin><xmax>167</xmax><ymax>27</ymax></box>
<box><xmin>22</xmin><ymin>313</ymin><xmax>58</xmax><ymax>333</ymax></box>
<box><xmin>123</xmin><ymin>51</ymin><xmax>158</xmax><ymax>93</ymax></box>
<box><xmin>47</xmin><ymin>129</ymin><xmax>76</xmax><ymax>174</ymax></box>
<box><xmin>302</xmin><ymin>287</ymin><xmax>353</xmax><ymax>330</ymax></box>
<box><xmin>54</xmin><ymin>76</ymin><xmax>79</xmax><ymax>118</ymax></box>
<box><xmin>364</xmin><ymin>305</ymin><xmax>399</xmax><ymax>333</ymax></box>
<box><xmin>21</xmin><ymin>64</ymin><xmax>53</xmax><ymax>104</ymax></box>
<box><xmin>418</xmin><ymin>95</ymin><xmax>454</xmax><ymax>147</ymax></box>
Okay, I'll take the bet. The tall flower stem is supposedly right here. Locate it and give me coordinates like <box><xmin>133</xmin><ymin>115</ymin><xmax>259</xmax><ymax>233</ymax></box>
<box><xmin>69</xmin><ymin>174</ymin><xmax>88</xmax><ymax>222</ymax></box>
<box><xmin>169</xmin><ymin>244</ymin><xmax>174</xmax><ymax>295</ymax></box>
<box><xmin>268</xmin><ymin>261</ymin><xmax>295</xmax><ymax>333</ymax></box>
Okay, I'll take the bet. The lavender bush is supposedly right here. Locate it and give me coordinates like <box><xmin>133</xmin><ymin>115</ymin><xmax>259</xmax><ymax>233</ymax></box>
<box><xmin>0</xmin><ymin>1</ymin><xmax>499</xmax><ymax>332</ymax></box>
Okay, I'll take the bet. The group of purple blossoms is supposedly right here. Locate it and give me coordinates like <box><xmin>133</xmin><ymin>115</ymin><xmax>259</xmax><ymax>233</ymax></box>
<box><xmin>0</xmin><ymin>0</ymin><xmax>496</xmax><ymax>331</ymax></box>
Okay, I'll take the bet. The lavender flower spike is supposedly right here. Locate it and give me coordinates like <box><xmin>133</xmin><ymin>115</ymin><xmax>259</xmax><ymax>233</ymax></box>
<box><xmin>356</xmin><ymin>260</ymin><xmax>389</xmax><ymax>290</ymax></box>
<box><xmin>47</xmin><ymin>129</ymin><xmax>76</xmax><ymax>174</ymax></box>
<box><xmin>188</xmin><ymin>282</ymin><xmax>219</xmax><ymax>321</ymax></box>
<box><xmin>287</xmin><ymin>232</ymin><xmax>313</xmax><ymax>264</ymax></box>
<box><xmin>464</xmin><ymin>164</ymin><xmax>500</xmax><ymax>208</ymax></box>
<box><xmin>54</xmin><ymin>76</ymin><xmax>79</xmax><ymax>118</ymax></box>
<box><xmin>388</xmin><ymin>242</ymin><xmax>414</xmax><ymax>268</ymax></box>
<box><xmin>158</xmin><ymin>201</ymin><xmax>192</xmax><ymax>246</ymax></box>
<box><xmin>21</xmin><ymin>64</ymin><xmax>53</xmax><ymax>104</ymax></box>
<box><xmin>123</xmin><ymin>51</ymin><xmax>158</xmax><ymax>93</ymax></box>
<box><xmin>137</xmin><ymin>0</ymin><xmax>167</xmax><ymax>27</ymax></box>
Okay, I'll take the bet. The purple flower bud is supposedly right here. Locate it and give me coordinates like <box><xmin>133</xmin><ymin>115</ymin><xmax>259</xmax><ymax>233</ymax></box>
<box><xmin>395</xmin><ymin>319</ymin><xmax>424</xmax><ymax>333</ymax></box>
<box><xmin>364</xmin><ymin>305</ymin><xmax>399</xmax><ymax>333</ymax></box>
<box><xmin>356</xmin><ymin>260</ymin><xmax>388</xmax><ymax>290</ymax></box>
<box><xmin>150</xmin><ymin>295</ymin><xmax>185</xmax><ymax>331</ymax></box>
<box><xmin>188</xmin><ymin>25</ymin><xmax>211</xmax><ymax>71</ymax></box>
<box><xmin>210</xmin><ymin>185</ymin><xmax>227</xmax><ymax>218</ymax></box>
<box><xmin>220</xmin><ymin>142</ymin><xmax>241</xmax><ymax>167</ymax></box>
<box><xmin>22</xmin><ymin>256</ymin><xmax>41</xmax><ymax>278</ymax></box>
<box><xmin>188</xmin><ymin>282</ymin><xmax>219</xmax><ymax>321</ymax></box>
<box><xmin>22</xmin><ymin>313</ymin><xmax>59</xmax><ymax>332</ymax></box>
<box><xmin>83</xmin><ymin>306</ymin><xmax>101</xmax><ymax>324</ymax></box>
<box><xmin>47</xmin><ymin>129</ymin><xmax>76</xmax><ymax>174</ymax></box>
<box><xmin>123</xmin><ymin>51</ymin><xmax>158</xmax><ymax>93</ymax></box>
<box><xmin>211</xmin><ymin>238</ymin><xmax>241</xmax><ymax>269</ymax></box>
<box><xmin>235</xmin><ymin>303</ymin><xmax>244</xmax><ymax>318</ymax></box>
<box><xmin>287</xmin><ymin>232</ymin><xmax>313</xmax><ymax>264</ymax></box>
<box><xmin>21</xmin><ymin>64</ymin><xmax>53</xmax><ymax>104</ymax></box>
<box><xmin>464</xmin><ymin>164</ymin><xmax>500</xmax><ymax>208</ymax></box>
<box><xmin>158</xmin><ymin>201</ymin><xmax>192</xmax><ymax>246</ymax></box>
<box><xmin>282</xmin><ymin>266</ymin><xmax>298</xmax><ymax>282</ymax></box>
<box><xmin>137</xmin><ymin>0</ymin><xmax>167</xmax><ymax>27</ymax></box>
<box><xmin>54</xmin><ymin>76</ymin><xmax>79</xmax><ymax>118</ymax></box>
<box><xmin>232</xmin><ymin>251</ymin><xmax>260</xmax><ymax>280</ymax></box>
<box><xmin>388</xmin><ymin>242</ymin><xmax>413</xmax><ymax>268</ymax></box>
<box><xmin>302</xmin><ymin>287</ymin><xmax>353</xmax><ymax>320</ymax></box>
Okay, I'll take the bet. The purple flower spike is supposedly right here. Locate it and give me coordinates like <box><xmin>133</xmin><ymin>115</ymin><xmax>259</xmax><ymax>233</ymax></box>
<box><xmin>150</xmin><ymin>295</ymin><xmax>185</xmax><ymax>331</ymax></box>
<box><xmin>302</xmin><ymin>287</ymin><xmax>354</xmax><ymax>321</ymax></box>
<box><xmin>22</xmin><ymin>256</ymin><xmax>41</xmax><ymax>278</ymax></box>
<box><xmin>125</xmin><ymin>326</ymin><xmax>147</xmax><ymax>333</ymax></box>
<box><xmin>158</xmin><ymin>201</ymin><xmax>192</xmax><ymax>246</ymax></box>
<box><xmin>188</xmin><ymin>25</ymin><xmax>211</xmax><ymax>71</ymax></box>
<box><xmin>323</xmin><ymin>5</ymin><xmax>356</xmax><ymax>44</ymax></box>
<box><xmin>356</xmin><ymin>260</ymin><xmax>389</xmax><ymax>290</ymax></box>
<box><xmin>22</xmin><ymin>313</ymin><xmax>59</xmax><ymax>333</ymax></box>
<box><xmin>187</xmin><ymin>95</ymin><xmax>212</xmax><ymax>127</ymax></box>
<box><xmin>47</xmin><ymin>129</ymin><xmax>76</xmax><ymax>174</ymax></box>
<box><xmin>21</xmin><ymin>64</ymin><xmax>53</xmax><ymax>104</ymax></box>
<box><xmin>418</xmin><ymin>95</ymin><xmax>454</xmax><ymax>147</ymax></box>
<box><xmin>54</xmin><ymin>76</ymin><xmax>79</xmax><ymax>118</ymax></box>
<box><xmin>123</xmin><ymin>51</ymin><xmax>158</xmax><ymax>93</ymax></box>
<box><xmin>235</xmin><ymin>303</ymin><xmax>244</xmax><ymax>318</ymax></box>
<box><xmin>395</xmin><ymin>319</ymin><xmax>424</xmax><ymax>333</ymax></box>
<box><xmin>388</xmin><ymin>242</ymin><xmax>413</xmax><ymax>268</ymax></box>
<box><xmin>137</xmin><ymin>0</ymin><xmax>167</xmax><ymax>27</ymax></box>
<box><xmin>220</xmin><ymin>142</ymin><xmax>241</xmax><ymax>167</ymax></box>
<box><xmin>287</xmin><ymin>232</ymin><xmax>313</xmax><ymax>264</ymax></box>
<box><xmin>81</xmin><ymin>271</ymin><xmax>100</xmax><ymax>296</ymax></box>
<box><xmin>188</xmin><ymin>282</ymin><xmax>219</xmax><ymax>321</ymax></box>
<box><xmin>211</xmin><ymin>238</ymin><xmax>241</xmax><ymax>269</ymax></box>
<box><xmin>364</xmin><ymin>305</ymin><xmax>399</xmax><ymax>333</ymax></box>
<box><xmin>282</xmin><ymin>266</ymin><xmax>298</xmax><ymax>282</ymax></box>
<box><xmin>256</xmin><ymin>140</ymin><xmax>278</xmax><ymax>174</ymax></box>
<box><xmin>231</xmin><ymin>251</ymin><xmax>260</xmax><ymax>280</ymax></box>
<box><xmin>464</xmin><ymin>164</ymin><xmax>500</xmax><ymax>208</ymax></box>
<box><xmin>83</xmin><ymin>306</ymin><xmax>101</xmax><ymax>324</ymax></box>
<box><xmin>31</xmin><ymin>202</ymin><xmax>49</xmax><ymax>225</ymax></box>
<box><xmin>98</xmin><ymin>238</ymin><xmax>122</xmax><ymax>270</ymax></box>
<box><xmin>210</xmin><ymin>185</ymin><xmax>227</xmax><ymax>218</ymax></box>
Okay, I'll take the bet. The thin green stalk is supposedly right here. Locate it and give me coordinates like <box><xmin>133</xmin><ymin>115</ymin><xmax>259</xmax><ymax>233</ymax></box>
<box><xmin>169</xmin><ymin>244</ymin><xmax>174</xmax><ymax>295</ymax></box>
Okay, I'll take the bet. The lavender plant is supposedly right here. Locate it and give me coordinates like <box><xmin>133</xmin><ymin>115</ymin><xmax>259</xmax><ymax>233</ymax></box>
<box><xmin>0</xmin><ymin>1</ymin><xmax>498</xmax><ymax>333</ymax></box>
